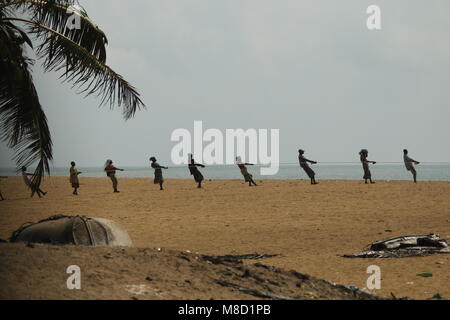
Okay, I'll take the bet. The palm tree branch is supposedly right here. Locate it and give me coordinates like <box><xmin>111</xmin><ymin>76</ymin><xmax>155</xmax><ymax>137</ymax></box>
<box><xmin>0</xmin><ymin>24</ymin><xmax>52</xmax><ymax>189</ymax></box>
<box><xmin>0</xmin><ymin>0</ymin><xmax>25</xmax><ymax>11</ymax></box>
<box><xmin>1</xmin><ymin>0</ymin><xmax>108</xmax><ymax>62</ymax></box>
<box><xmin>2</xmin><ymin>17</ymin><xmax>145</xmax><ymax>119</ymax></box>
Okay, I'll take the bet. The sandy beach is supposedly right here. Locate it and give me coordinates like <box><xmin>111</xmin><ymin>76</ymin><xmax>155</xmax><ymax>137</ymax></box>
<box><xmin>0</xmin><ymin>177</ymin><xmax>449</xmax><ymax>299</ymax></box>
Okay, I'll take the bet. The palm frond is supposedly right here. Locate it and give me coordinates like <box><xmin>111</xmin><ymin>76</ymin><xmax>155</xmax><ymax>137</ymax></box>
<box><xmin>0</xmin><ymin>23</ymin><xmax>52</xmax><ymax>189</ymax></box>
<box><xmin>0</xmin><ymin>1</ymin><xmax>146</xmax><ymax>190</ymax></box>
<box><xmin>26</xmin><ymin>0</ymin><xmax>108</xmax><ymax>62</ymax></box>
<box><xmin>2</xmin><ymin>1</ymin><xmax>107</xmax><ymax>62</ymax></box>
<box><xmin>32</xmin><ymin>22</ymin><xmax>145</xmax><ymax>119</ymax></box>
<box><xmin>0</xmin><ymin>21</ymin><xmax>33</xmax><ymax>48</ymax></box>
<box><xmin>0</xmin><ymin>1</ymin><xmax>17</xmax><ymax>17</ymax></box>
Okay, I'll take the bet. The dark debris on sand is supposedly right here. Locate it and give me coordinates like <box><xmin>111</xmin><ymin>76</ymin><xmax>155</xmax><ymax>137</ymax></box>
<box><xmin>0</xmin><ymin>243</ymin><xmax>396</xmax><ymax>300</ymax></box>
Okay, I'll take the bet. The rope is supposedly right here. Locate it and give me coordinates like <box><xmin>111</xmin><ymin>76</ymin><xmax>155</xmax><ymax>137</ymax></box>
<box><xmin>146</xmin><ymin>161</ymin><xmax>450</xmax><ymax>169</ymax></box>
<box><xmin>1</xmin><ymin>161</ymin><xmax>449</xmax><ymax>177</ymax></box>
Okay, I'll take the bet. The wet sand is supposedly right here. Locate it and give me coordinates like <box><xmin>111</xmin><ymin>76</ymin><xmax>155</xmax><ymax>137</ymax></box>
<box><xmin>0</xmin><ymin>177</ymin><xmax>449</xmax><ymax>299</ymax></box>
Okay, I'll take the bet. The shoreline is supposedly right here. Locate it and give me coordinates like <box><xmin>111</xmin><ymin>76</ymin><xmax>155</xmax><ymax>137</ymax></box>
<box><xmin>1</xmin><ymin>176</ymin><xmax>450</xmax><ymax>182</ymax></box>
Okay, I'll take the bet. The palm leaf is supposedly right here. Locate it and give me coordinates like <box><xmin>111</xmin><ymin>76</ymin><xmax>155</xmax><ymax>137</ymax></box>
<box><xmin>0</xmin><ymin>1</ymin><xmax>146</xmax><ymax>190</ymax></box>
<box><xmin>2</xmin><ymin>0</ymin><xmax>108</xmax><ymax>62</ymax></box>
<box><xmin>32</xmin><ymin>23</ymin><xmax>145</xmax><ymax>119</ymax></box>
<box><xmin>0</xmin><ymin>23</ymin><xmax>52</xmax><ymax>189</ymax></box>
<box><xmin>27</xmin><ymin>0</ymin><xmax>108</xmax><ymax>62</ymax></box>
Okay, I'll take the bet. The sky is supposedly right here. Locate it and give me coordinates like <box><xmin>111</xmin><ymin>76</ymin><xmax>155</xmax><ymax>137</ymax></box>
<box><xmin>1</xmin><ymin>0</ymin><xmax>449</xmax><ymax>168</ymax></box>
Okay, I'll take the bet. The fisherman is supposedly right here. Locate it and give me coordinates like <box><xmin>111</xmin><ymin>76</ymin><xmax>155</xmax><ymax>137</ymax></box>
<box><xmin>104</xmin><ymin>159</ymin><xmax>124</xmax><ymax>193</ymax></box>
<box><xmin>298</xmin><ymin>149</ymin><xmax>318</xmax><ymax>185</ymax></box>
<box><xmin>403</xmin><ymin>149</ymin><xmax>420</xmax><ymax>183</ymax></box>
<box><xmin>188</xmin><ymin>154</ymin><xmax>205</xmax><ymax>188</ymax></box>
<box><xmin>359</xmin><ymin>149</ymin><xmax>376</xmax><ymax>184</ymax></box>
<box><xmin>236</xmin><ymin>156</ymin><xmax>258</xmax><ymax>186</ymax></box>
<box><xmin>150</xmin><ymin>157</ymin><xmax>168</xmax><ymax>190</ymax></box>
<box><xmin>21</xmin><ymin>166</ymin><xmax>47</xmax><ymax>198</ymax></box>
<box><xmin>69</xmin><ymin>161</ymin><xmax>82</xmax><ymax>195</ymax></box>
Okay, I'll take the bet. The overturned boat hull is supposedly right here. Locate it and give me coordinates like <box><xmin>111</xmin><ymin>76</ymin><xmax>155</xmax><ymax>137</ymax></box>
<box><xmin>10</xmin><ymin>215</ymin><xmax>133</xmax><ymax>247</ymax></box>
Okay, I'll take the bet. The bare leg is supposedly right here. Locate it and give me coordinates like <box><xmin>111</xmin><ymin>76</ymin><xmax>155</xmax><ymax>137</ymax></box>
<box><xmin>159</xmin><ymin>182</ymin><xmax>163</xmax><ymax>190</ymax></box>
<box><xmin>197</xmin><ymin>181</ymin><xmax>202</xmax><ymax>188</ymax></box>
<box><xmin>73</xmin><ymin>187</ymin><xmax>78</xmax><ymax>195</ymax></box>
<box><xmin>111</xmin><ymin>176</ymin><xmax>119</xmax><ymax>192</ymax></box>
<box><xmin>251</xmin><ymin>179</ymin><xmax>257</xmax><ymax>186</ymax></box>
<box><xmin>114</xmin><ymin>178</ymin><xmax>119</xmax><ymax>192</ymax></box>
<box><xmin>370</xmin><ymin>179</ymin><xmax>375</xmax><ymax>184</ymax></box>
<box><xmin>411</xmin><ymin>168</ymin><xmax>417</xmax><ymax>183</ymax></box>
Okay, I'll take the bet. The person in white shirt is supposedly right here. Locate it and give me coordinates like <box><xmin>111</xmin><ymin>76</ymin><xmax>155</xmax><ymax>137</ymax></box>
<box><xmin>21</xmin><ymin>166</ymin><xmax>47</xmax><ymax>198</ymax></box>
<box><xmin>403</xmin><ymin>149</ymin><xmax>420</xmax><ymax>183</ymax></box>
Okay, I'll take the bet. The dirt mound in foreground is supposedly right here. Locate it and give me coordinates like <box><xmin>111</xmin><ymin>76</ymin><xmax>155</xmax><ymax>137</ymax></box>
<box><xmin>0</xmin><ymin>243</ymin><xmax>387</xmax><ymax>300</ymax></box>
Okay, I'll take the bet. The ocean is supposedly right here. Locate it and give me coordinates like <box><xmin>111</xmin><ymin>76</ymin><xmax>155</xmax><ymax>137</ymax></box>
<box><xmin>2</xmin><ymin>164</ymin><xmax>450</xmax><ymax>181</ymax></box>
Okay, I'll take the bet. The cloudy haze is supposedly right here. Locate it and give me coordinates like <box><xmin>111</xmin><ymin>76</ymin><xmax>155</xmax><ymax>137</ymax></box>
<box><xmin>1</xmin><ymin>0</ymin><xmax>449</xmax><ymax>169</ymax></box>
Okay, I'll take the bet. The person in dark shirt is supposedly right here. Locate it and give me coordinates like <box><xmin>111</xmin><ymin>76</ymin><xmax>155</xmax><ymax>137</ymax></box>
<box><xmin>298</xmin><ymin>149</ymin><xmax>318</xmax><ymax>185</ymax></box>
<box><xmin>150</xmin><ymin>157</ymin><xmax>168</xmax><ymax>190</ymax></box>
<box><xmin>188</xmin><ymin>154</ymin><xmax>205</xmax><ymax>188</ymax></box>
<box><xmin>104</xmin><ymin>159</ymin><xmax>124</xmax><ymax>193</ymax></box>
<box><xmin>359</xmin><ymin>149</ymin><xmax>376</xmax><ymax>184</ymax></box>
<box><xmin>236</xmin><ymin>156</ymin><xmax>257</xmax><ymax>186</ymax></box>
